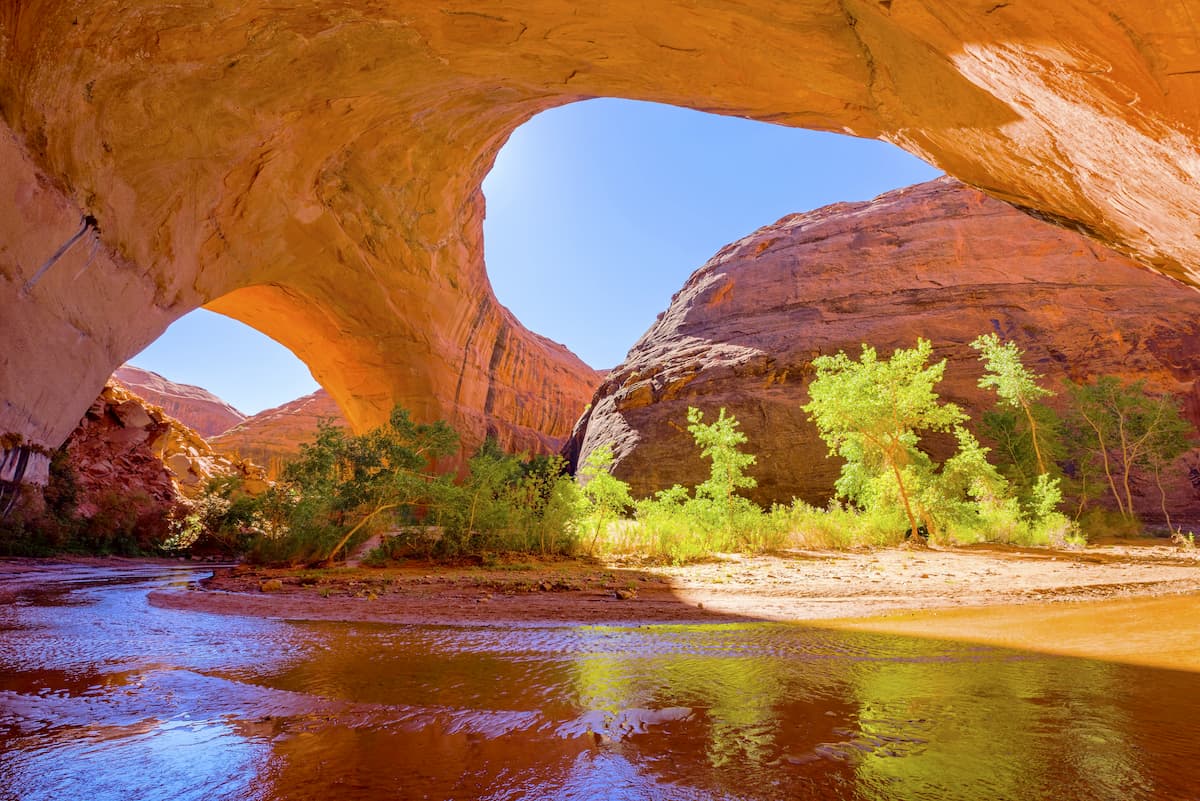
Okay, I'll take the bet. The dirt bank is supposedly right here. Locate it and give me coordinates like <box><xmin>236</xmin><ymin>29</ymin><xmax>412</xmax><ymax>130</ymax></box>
<box><xmin>147</xmin><ymin>542</ymin><xmax>1200</xmax><ymax>627</ymax></box>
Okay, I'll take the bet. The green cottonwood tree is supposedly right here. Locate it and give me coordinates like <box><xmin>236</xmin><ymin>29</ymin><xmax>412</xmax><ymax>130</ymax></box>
<box><xmin>285</xmin><ymin>406</ymin><xmax>460</xmax><ymax>564</ymax></box>
<box><xmin>578</xmin><ymin>443</ymin><xmax>633</xmax><ymax>552</ymax></box>
<box><xmin>803</xmin><ymin>339</ymin><xmax>967</xmax><ymax>539</ymax></box>
<box><xmin>970</xmin><ymin>333</ymin><xmax>1058</xmax><ymax>475</ymax></box>
<box><xmin>970</xmin><ymin>333</ymin><xmax>1066</xmax><ymax>525</ymax></box>
<box><xmin>686</xmin><ymin>406</ymin><xmax>757</xmax><ymax>529</ymax></box>
<box><xmin>1066</xmin><ymin>378</ymin><xmax>1193</xmax><ymax>529</ymax></box>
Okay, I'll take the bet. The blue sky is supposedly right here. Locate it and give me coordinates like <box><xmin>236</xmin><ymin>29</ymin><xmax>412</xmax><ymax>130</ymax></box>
<box><xmin>132</xmin><ymin>98</ymin><xmax>939</xmax><ymax>415</ymax></box>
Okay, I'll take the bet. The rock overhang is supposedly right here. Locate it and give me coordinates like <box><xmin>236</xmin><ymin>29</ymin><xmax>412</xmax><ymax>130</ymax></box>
<box><xmin>1</xmin><ymin>1</ymin><xmax>1198</xmax><ymax>484</ymax></box>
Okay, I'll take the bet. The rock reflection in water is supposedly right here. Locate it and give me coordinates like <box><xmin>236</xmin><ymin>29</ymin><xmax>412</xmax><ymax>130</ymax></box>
<box><xmin>1</xmin><ymin>565</ymin><xmax>1199</xmax><ymax>800</ymax></box>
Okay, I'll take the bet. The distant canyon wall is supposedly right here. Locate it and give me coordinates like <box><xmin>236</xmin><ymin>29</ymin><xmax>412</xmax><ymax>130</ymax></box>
<box><xmin>114</xmin><ymin>366</ymin><xmax>247</xmax><ymax>439</ymax></box>
<box><xmin>211</xmin><ymin>389</ymin><xmax>347</xmax><ymax>478</ymax></box>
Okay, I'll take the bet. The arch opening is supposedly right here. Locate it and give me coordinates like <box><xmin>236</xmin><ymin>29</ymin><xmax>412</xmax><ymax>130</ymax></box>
<box><xmin>114</xmin><ymin>98</ymin><xmax>944</xmax><ymax>464</ymax></box>
<box><xmin>111</xmin><ymin>98</ymin><xmax>945</xmax><ymax>466</ymax></box>
<box><xmin>3</xmin><ymin>0</ymin><xmax>1200</xmax><ymax>489</ymax></box>
<box><xmin>483</xmin><ymin>98</ymin><xmax>941</xmax><ymax>371</ymax></box>
<box><xmin>129</xmin><ymin>308</ymin><xmax>319</xmax><ymax>419</ymax></box>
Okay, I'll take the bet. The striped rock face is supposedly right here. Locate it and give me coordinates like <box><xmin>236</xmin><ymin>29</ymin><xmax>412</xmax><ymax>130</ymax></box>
<box><xmin>114</xmin><ymin>366</ymin><xmax>247</xmax><ymax>440</ymax></box>
<box><xmin>211</xmin><ymin>389</ymin><xmax>347</xmax><ymax>479</ymax></box>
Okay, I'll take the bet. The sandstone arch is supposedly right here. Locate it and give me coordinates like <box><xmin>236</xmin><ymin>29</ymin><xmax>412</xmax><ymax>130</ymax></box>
<box><xmin>2</xmin><ymin>1</ymin><xmax>1199</xmax><ymax>483</ymax></box>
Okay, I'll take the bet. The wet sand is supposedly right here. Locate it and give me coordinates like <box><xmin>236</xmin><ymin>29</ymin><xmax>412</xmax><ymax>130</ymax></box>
<box><xmin>11</xmin><ymin>544</ymin><xmax>1199</xmax><ymax>668</ymax></box>
<box><xmin>142</xmin><ymin>542</ymin><xmax>1200</xmax><ymax>630</ymax></box>
<box><xmin>822</xmin><ymin>592</ymin><xmax>1200</xmax><ymax>671</ymax></box>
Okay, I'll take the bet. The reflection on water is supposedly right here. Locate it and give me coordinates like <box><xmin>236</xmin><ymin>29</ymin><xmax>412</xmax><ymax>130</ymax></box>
<box><xmin>2</xmin><ymin>564</ymin><xmax>1199</xmax><ymax>800</ymax></box>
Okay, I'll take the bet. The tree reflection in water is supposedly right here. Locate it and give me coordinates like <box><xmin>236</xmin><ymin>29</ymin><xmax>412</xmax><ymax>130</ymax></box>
<box><xmin>2</xmin><ymin>566</ymin><xmax>1199</xmax><ymax>800</ymax></box>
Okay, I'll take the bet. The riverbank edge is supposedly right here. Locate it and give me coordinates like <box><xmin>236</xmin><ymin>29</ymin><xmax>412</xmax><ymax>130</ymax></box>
<box><xmin>8</xmin><ymin>545</ymin><xmax>1200</xmax><ymax>668</ymax></box>
<box><xmin>133</xmin><ymin>542</ymin><xmax>1200</xmax><ymax>627</ymax></box>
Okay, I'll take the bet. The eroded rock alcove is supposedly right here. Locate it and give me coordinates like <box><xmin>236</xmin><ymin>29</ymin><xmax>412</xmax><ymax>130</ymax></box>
<box><xmin>2</xmin><ymin>2</ymin><xmax>1199</xmax><ymax>484</ymax></box>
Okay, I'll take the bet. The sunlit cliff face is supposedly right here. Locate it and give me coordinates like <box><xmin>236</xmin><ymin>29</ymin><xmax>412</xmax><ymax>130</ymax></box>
<box><xmin>2</xmin><ymin>1</ymin><xmax>1199</xmax><ymax>484</ymax></box>
<box><xmin>566</xmin><ymin>178</ymin><xmax>1200</xmax><ymax>515</ymax></box>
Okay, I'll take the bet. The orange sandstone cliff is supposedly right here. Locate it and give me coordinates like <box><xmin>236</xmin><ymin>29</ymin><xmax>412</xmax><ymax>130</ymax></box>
<box><xmin>114</xmin><ymin>365</ymin><xmax>246</xmax><ymax>439</ymax></box>
<box><xmin>212</xmin><ymin>390</ymin><xmax>347</xmax><ymax>478</ymax></box>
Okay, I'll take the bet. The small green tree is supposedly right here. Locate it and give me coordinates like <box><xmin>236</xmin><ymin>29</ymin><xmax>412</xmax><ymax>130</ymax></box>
<box><xmin>1143</xmin><ymin>399</ymin><xmax>1193</xmax><ymax>532</ymax></box>
<box><xmin>970</xmin><ymin>333</ymin><xmax>1067</xmax><ymax>526</ymax></box>
<box><xmin>686</xmin><ymin>406</ymin><xmax>757</xmax><ymax>530</ymax></box>
<box><xmin>970</xmin><ymin>334</ymin><xmax>1059</xmax><ymax>475</ymax></box>
<box><xmin>803</xmin><ymin>339</ymin><xmax>967</xmax><ymax>540</ymax></box>
<box><xmin>280</xmin><ymin>407</ymin><xmax>459</xmax><ymax>564</ymax></box>
<box><xmin>1066</xmin><ymin>378</ymin><xmax>1193</xmax><ymax>529</ymax></box>
<box><xmin>519</xmin><ymin>456</ymin><xmax>582</xmax><ymax>555</ymax></box>
<box><xmin>450</xmin><ymin>437</ymin><xmax>525</xmax><ymax>545</ymax></box>
<box><xmin>629</xmin><ymin>409</ymin><xmax>774</xmax><ymax>560</ymax></box>
<box><xmin>578</xmin><ymin>443</ymin><xmax>633</xmax><ymax>552</ymax></box>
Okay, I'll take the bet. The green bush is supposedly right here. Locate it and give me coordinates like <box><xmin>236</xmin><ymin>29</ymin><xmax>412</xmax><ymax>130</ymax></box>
<box><xmin>578</xmin><ymin>443</ymin><xmax>633</xmax><ymax>554</ymax></box>
<box><xmin>1</xmin><ymin>447</ymin><xmax>183</xmax><ymax>557</ymax></box>
<box><xmin>1065</xmin><ymin>377</ymin><xmax>1193</xmax><ymax>533</ymax></box>
<box><xmin>429</xmin><ymin>445</ymin><xmax>582</xmax><ymax>559</ymax></box>
<box><xmin>162</xmin><ymin>475</ymin><xmax>265</xmax><ymax>555</ymax></box>
<box><xmin>772</xmin><ymin>500</ymin><xmax>906</xmax><ymax>549</ymax></box>
<box><xmin>585</xmin><ymin>409</ymin><xmax>790</xmax><ymax>563</ymax></box>
<box><xmin>230</xmin><ymin>409</ymin><xmax>461</xmax><ymax>565</ymax></box>
<box><xmin>225</xmin><ymin>416</ymin><xmax>586</xmax><ymax>566</ymax></box>
<box><xmin>1</xmin><ymin>449</ymin><xmax>83</xmax><ymax>555</ymax></box>
<box><xmin>595</xmin><ymin>407</ymin><xmax>783</xmax><ymax>563</ymax></box>
<box><xmin>633</xmin><ymin>488</ymin><xmax>735</xmax><ymax>562</ymax></box>
<box><xmin>1075</xmin><ymin>507</ymin><xmax>1142</xmax><ymax>541</ymax></box>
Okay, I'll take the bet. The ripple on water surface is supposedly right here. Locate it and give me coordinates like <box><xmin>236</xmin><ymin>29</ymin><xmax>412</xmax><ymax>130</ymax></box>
<box><xmin>1</xmin><ymin>564</ymin><xmax>1198</xmax><ymax>801</ymax></box>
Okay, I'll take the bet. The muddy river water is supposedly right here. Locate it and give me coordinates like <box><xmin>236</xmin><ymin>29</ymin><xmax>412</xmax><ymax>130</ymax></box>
<box><xmin>2</xmin><ymin>563</ymin><xmax>1200</xmax><ymax>800</ymax></box>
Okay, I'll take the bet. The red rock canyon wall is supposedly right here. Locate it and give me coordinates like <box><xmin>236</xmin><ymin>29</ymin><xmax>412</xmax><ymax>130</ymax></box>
<box><xmin>566</xmin><ymin>179</ymin><xmax>1200</xmax><ymax>520</ymax></box>
<box><xmin>114</xmin><ymin>366</ymin><xmax>247</xmax><ymax>439</ymax></box>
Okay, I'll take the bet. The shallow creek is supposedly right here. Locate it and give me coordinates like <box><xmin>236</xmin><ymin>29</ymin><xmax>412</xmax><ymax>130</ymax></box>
<box><xmin>2</xmin><ymin>563</ymin><xmax>1199</xmax><ymax>800</ymax></box>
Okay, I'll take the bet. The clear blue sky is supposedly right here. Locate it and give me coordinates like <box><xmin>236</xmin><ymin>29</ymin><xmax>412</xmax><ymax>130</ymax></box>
<box><xmin>132</xmin><ymin>98</ymin><xmax>939</xmax><ymax>414</ymax></box>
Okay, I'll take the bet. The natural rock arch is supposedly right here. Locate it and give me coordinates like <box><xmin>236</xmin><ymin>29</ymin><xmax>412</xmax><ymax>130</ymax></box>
<box><xmin>2</xmin><ymin>1</ymin><xmax>1198</xmax><ymax>483</ymax></box>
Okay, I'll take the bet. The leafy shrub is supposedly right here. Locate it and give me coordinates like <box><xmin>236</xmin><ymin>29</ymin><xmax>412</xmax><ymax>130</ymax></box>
<box><xmin>1075</xmin><ymin>507</ymin><xmax>1142</xmax><ymax>541</ymax></box>
<box><xmin>0</xmin><ymin>449</ymin><xmax>82</xmax><ymax>555</ymax></box>
<box><xmin>632</xmin><ymin>488</ymin><xmax>736</xmax><ymax>562</ymax></box>
<box><xmin>80</xmin><ymin>489</ymin><xmax>173</xmax><ymax>554</ymax></box>
<box><xmin>162</xmin><ymin>475</ymin><xmax>265</xmax><ymax>555</ymax></box>
<box><xmin>578</xmin><ymin>444</ymin><xmax>633</xmax><ymax>553</ymax></box>
<box><xmin>785</xmin><ymin>501</ymin><xmax>906</xmax><ymax>549</ymax></box>
<box><xmin>225</xmin><ymin>415</ymin><xmax>586</xmax><ymax>566</ymax></box>
<box><xmin>590</xmin><ymin>410</ymin><xmax>787</xmax><ymax>563</ymax></box>
<box><xmin>432</xmin><ymin>446</ymin><xmax>582</xmax><ymax>559</ymax></box>
<box><xmin>232</xmin><ymin>409</ymin><xmax>460</xmax><ymax>565</ymax></box>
